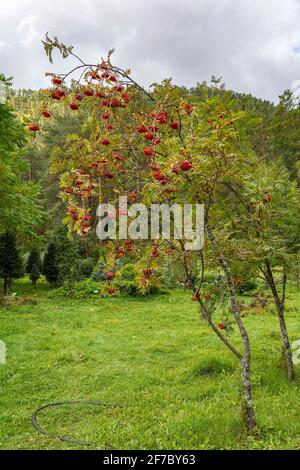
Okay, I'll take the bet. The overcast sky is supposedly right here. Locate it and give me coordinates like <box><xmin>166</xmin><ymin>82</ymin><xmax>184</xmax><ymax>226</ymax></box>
<box><xmin>1</xmin><ymin>0</ymin><xmax>300</xmax><ymax>102</ymax></box>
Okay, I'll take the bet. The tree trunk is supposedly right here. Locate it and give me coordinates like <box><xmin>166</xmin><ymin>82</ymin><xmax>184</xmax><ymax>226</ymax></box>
<box><xmin>265</xmin><ymin>259</ymin><xmax>295</xmax><ymax>380</ymax></box>
<box><xmin>205</xmin><ymin>223</ymin><xmax>257</xmax><ymax>430</ymax></box>
<box><xmin>179</xmin><ymin>240</ymin><xmax>194</xmax><ymax>289</ymax></box>
<box><xmin>281</xmin><ymin>267</ymin><xmax>287</xmax><ymax>309</ymax></box>
<box><xmin>241</xmin><ymin>356</ymin><xmax>256</xmax><ymax>430</ymax></box>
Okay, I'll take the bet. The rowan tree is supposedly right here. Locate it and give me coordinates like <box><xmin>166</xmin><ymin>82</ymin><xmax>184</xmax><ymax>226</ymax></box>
<box><xmin>34</xmin><ymin>35</ymin><xmax>261</xmax><ymax>429</ymax></box>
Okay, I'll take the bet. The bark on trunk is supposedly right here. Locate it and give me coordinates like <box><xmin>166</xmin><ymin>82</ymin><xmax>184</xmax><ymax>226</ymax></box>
<box><xmin>241</xmin><ymin>356</ymin><xmax>256</xmax><ymax>430</ymax></box>
<box><xmin>265</xmin><ymin>259</ymin><xmax>295</xmax><ymax>380</ymax></box>
<box><xmin>281</xmin><ymin>268</ymin><xmax>287</xmax><ymax>309</ymax></box>
<box><xmin>205</xmin><ymin>223</ymin><xmax>257</xmax><ymax>430</ymax></box>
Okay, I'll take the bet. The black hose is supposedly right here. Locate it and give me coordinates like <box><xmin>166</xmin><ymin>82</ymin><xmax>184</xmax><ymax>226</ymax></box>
<box><xmin>32</xmin><ymin>399</ymin><xmax>125</xmax><ymax>448</ymax></box>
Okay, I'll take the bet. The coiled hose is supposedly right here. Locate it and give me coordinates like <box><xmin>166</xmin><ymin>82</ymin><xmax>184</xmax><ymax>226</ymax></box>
<box><xmin>32</xmin><ymin>399</ymin><xmax>125</xmax><ymax>448</ymax></box>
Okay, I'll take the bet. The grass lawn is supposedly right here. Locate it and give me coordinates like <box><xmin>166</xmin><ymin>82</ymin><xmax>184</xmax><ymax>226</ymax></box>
<box><xmin>0</xmin><ymin>280</ymin><xmax>300</xmax><ymax>450</ymax></box>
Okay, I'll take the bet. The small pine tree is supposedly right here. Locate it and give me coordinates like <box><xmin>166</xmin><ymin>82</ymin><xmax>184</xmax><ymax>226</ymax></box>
<box><xmin>29</xmin><ymin>262</ymin><xmax>40</xmax><ymax>288</ymax></box>
<box><xmin>0</xmin><ymin>232</ymin><xmax>24</xmax><ymax>294</ymax></box>
<box><xmin>26</xmin><ymin>249</ymin><xmax>42</xmax><ymax>275</ymax></box>
<box><xmin>54</xmin><ymin>225</ymin><xmax>79</xmax><ymax>284</ymax></box>
<box><xmin>43</xmin><ymin>242</ymin><xmax>59</xmax><ymax>287</ymax></box>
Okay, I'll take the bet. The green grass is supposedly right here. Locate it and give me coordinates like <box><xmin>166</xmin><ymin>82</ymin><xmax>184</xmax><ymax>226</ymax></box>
<box><xmin>0</xmin><ymin>280</ymin><xmax>300</xmax><ymax>450</ymax></box>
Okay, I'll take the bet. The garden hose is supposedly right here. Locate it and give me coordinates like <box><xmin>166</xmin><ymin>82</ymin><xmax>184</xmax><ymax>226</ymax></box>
<box><xmin>32</xmin><ymin>399</ymin><xmax>125</xmax><ymax>448</ymax></box>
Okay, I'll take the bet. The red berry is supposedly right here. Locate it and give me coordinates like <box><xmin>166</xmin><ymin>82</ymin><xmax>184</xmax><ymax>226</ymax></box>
<box><xmin>154</xmin><ymin>111</ymin><xmax>168</xmax><ymax>123</ymax></box>
<box><xmin>137</xmin><ymin>125</ymin><xmax>148</xmax><ymax>133</ymax></box>
<box><xmin>179</xmin><ymin>161</ymin><xmax>192</xmax><ymax>171</ymax></box>
<box><xmin>144</xmin><ymin>133</ymin><xmax>154</xmax><ymax>140</ymax></box>
<box><xmin>28</xmin><ymin>124</ymin><xmax>40</xmax><ymax>132</ymax></box>
<box><xmin>96</xmin><ymin>91</ymin><xmax>106</xmax><ymax>98</ymax></box>
<box><xmin>64</xmin><ymin>188</ymin><xmax>73</xmax><ymax>194</ymax></box>
<box><xmin>90</xmin><ymin>70</ymin><xmax>100</xmax><ymax>80</ymax></box>
<box><xmin>185</xmin><ymin>103</ymin><xmax>194</xmax><ymax>115</ymax></box>
<box><xmin>169</xmin><ymin>121</ymin><xmax>179</xmax><ymax>130</ymax></box>
<box><xmin>51</xmin><ymin>89</ymin><xmax>65</xmax><ymax>100</ymax></box>
<box><xmin>121</xmin><ymin>93</ymin><xmax>130</xmax><ymax>103</ymax></box>
<box><xmin>144</xmin><ymin>147</ymin><xmax>154</xmax><ymax>156</ymax></box>
<box><xmin>114</xmin><ymin>153</ymin><xmax>123</xmax><ymax>161</ymax></box>
<box><xmin>75</xmin><ymin>94</ymin><xmax>83</xmax><ymax>101</ymax></box>
<box><xmin>104</xmin><ymin>172</ymin><xmax>113</xmax><ymax>179</ymax></box>
<box><xmin>111</xmin><ymin>98</ymin><xmax>121</xmax><ymax>108</ymax></box>
<box><xmin>129</xmin><ymin>192</ymin><xmax>137</xmax><ymax>199</ymax></box>
<box><xmin>83</xmin><ymin>89</ymin><xmax>93</xmax><ymax>97</ymax></box>
<box><xmin>151</xmin><ymin>248</ymin><xmax>160</xmax><ymax>258</ymax></box>
<box><xmin>149</xmin><ymin>163</ymin><xmax>161</xmax><ymax>171</ymax></box>
<box><xmin>42</xmin><ymin>110</ymin><xmax>51</xmax><ymax>118</ymax></box>
<box><xmin>70</xmin><ymin>102</ymin><xmax>79</xmax><ymax>110</ymax></box>
<box><xmin>106</xmin><ymin>272</ymin><xmax>115</xmax><ymax>279</ymax></box>
<box><xmin>143</xmin><ymin>269</ymin><xmax>153</xmax><ymax>277</ymax></box>
<box><xmin>218</xmin><ymin>323</ymin><xmax>225</xmax><ymax>330</ymax></box>
<box><xmin>116</xmin><ymin>247</ymin><xmax>126</xmax><ymax>258</ymax></box>
<box><xmin>148</xmin><ymin>124</ymin><xmax>159</xmax><ymax>132</ymax></box>
<box><xmin>102</xmin><ymin>113</ymin><xmax>110</xmax><ymax>119</ymax></box>
<box><xmin>263</xmin><ymin>193</ymin><xmax>272</xmax><ymax>204</ymax></box>
<box><xmin>113</xmin><ymin>85</ymin><xmax>124</xmax><ymax>92</ymax></box>
<box><xmin>101</xmin><ymin>138</ymin><xmax>110</xmax><ymax>145</ymax></box>
<box><xmin>52</xmin><ymin>77</ymin><xmax>62</xmax><ymax>85</ymax></box>
<box><xmin>51</xmin><ymin>91</ymin><xmax>61</xmax><ymax>100</ymax></box>
<box><xmin>153</xmin><ymin>172</ymin><xmax>168</xmax><ymax>183</ymax></box>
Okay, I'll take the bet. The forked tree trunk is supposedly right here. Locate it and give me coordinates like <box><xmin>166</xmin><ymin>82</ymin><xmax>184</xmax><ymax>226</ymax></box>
<box><xmin>205</xmin><ymin>223</ymin><xmax>257</xmax><ymax>430</ymax></box>
<box><xmin>265</xmin><ymin>259</ymin><xmax>295</xmax><ymax>380</ymax></box>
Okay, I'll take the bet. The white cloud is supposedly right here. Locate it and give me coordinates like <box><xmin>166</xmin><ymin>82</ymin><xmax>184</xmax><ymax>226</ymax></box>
<box><xmin>17</xmin><ymin>15</ymin><xmax>39</xmax><ymax>47</ymax></box>
<box><xmin>1</xmin><ymin>0</ymin><xmax>300</xmax><ymax>101</ymax></box>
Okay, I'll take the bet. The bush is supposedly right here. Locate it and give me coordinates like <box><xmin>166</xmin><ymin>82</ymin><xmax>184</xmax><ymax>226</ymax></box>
<box><xmin>114</xmin><ymin>263</ymin><xmax>169</xmax><ymax>297</ymax></box>
<box><xmin>237</xmin><ymin>279</ymin><xmax>258</xmax><ymax>294</ymax></box>
<box><xmin>48</xmin><ymin>278</ymin><xmax>107</xmax><ymax>299</ymax></box>
<box><xmin>75</xmin><ymin>258</ymin><xmax>95</xmax><ymax>280</ymax></box>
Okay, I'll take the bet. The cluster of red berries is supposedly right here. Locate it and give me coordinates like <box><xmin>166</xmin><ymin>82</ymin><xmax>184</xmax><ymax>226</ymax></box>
<box><xmin>143</xmin><ymin>268</ymin><xmax>153</xmax><ymax>277</ymax></box>
<box><xmin>151</xmin><ymin>247</ymin><xmax>160</xmax><ymax>258</ymax></box>
<box><xmin>263</xmin><ymin>193</ymin><xmax>272</xmax><ymax>204</ymax></box>
<box><xmin>67</xmin><ymin>210</ymin><xmax>93</xmax><ymax>234</ymax></box>
<box><xmin>107</xmin><ymin>288</ymin><xmax>117</xmax><ymax>295</ymax></box>
<box><xmin>28</xmin><ymin>124</ymin><xmax>40</xmax><ymax>132</ymax></box>
<box><xmin>152</xmin><ymin>171</ymin><xmax>169</xmax><ymax>185</ymax></box>
<box><xmin>179</xmin><ymin>160</ymin><xmax>192</xmax><ymax>171</ymax></box>
<box><xmin>192</xmin><ymin>291</ymin><xmax>211</xmax><ymax>301</ymax></box>
<box><xmin>106</xmin><ymin>272</ymin><xmax>115</xmax><ymax>280</ymax></box>
<box><xmin>64</xmin><ymin>172</ymin><xmax>97</xmax><ymax>200</ymax></box>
